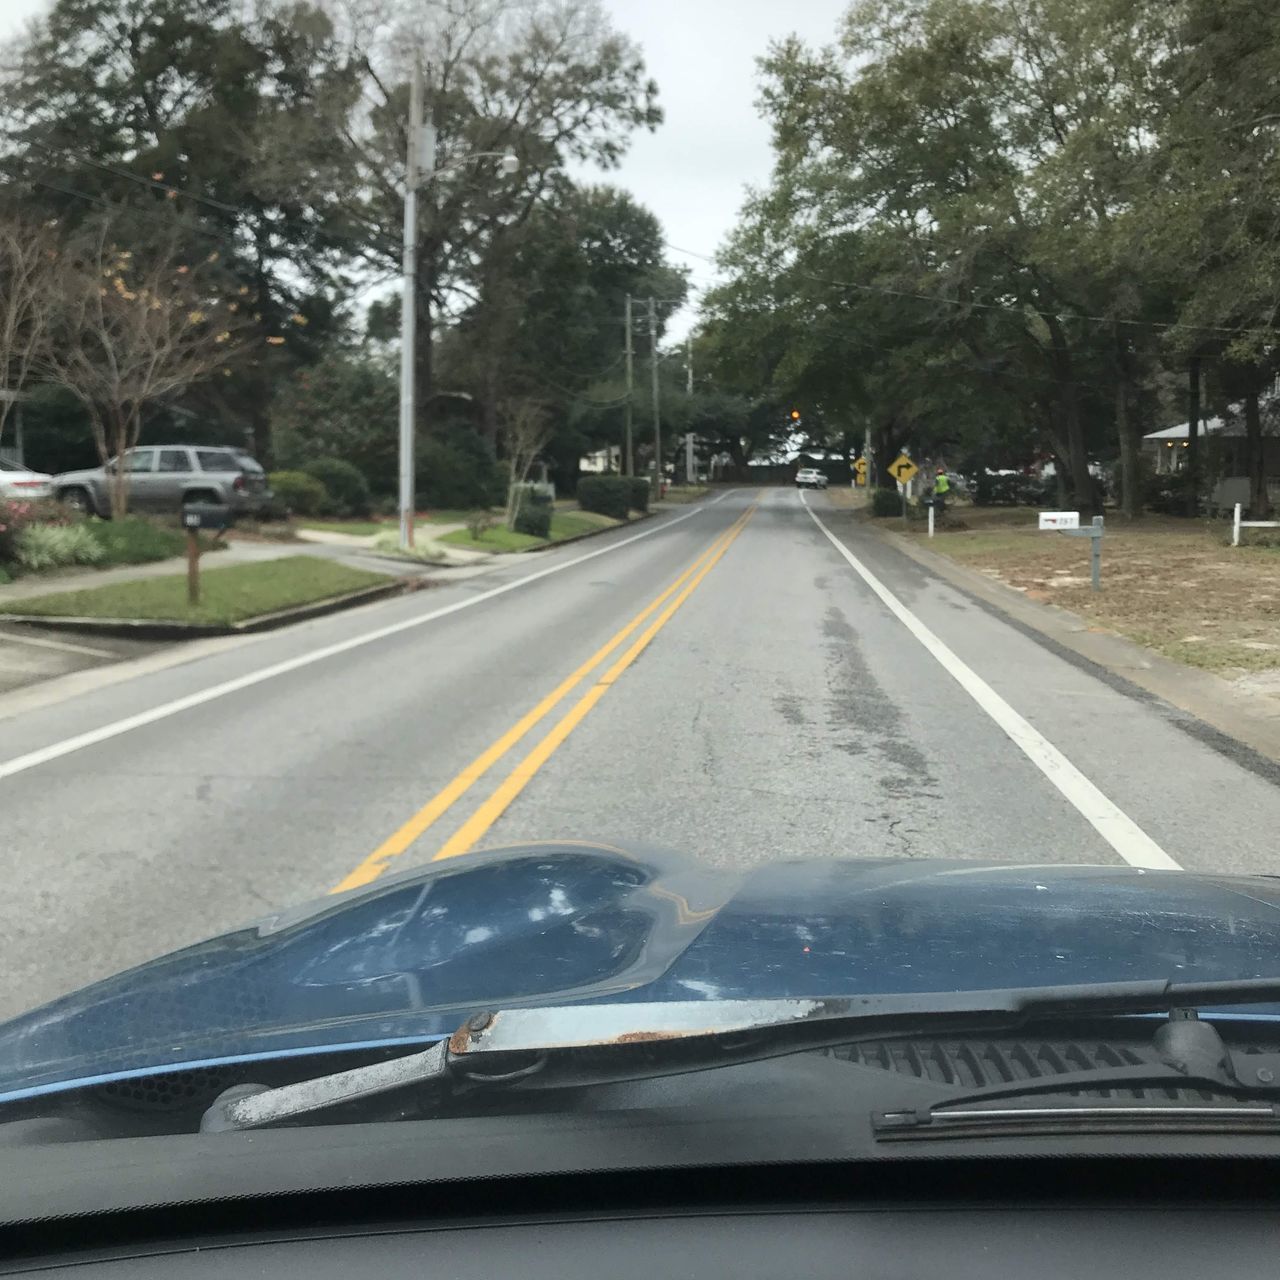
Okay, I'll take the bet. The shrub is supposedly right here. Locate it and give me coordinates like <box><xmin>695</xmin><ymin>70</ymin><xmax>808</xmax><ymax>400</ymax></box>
<box><xmin>870</xmin><ymin>487</ymin><xmax>903</xmax><ymax>517</ymax></box>
<box><xmin>88</xmin><ymin>517</ymin><xmax>185</xmax><ymax>565</ymax></box>
<box><xmin>15</xmin><ymin>523</ymin><xmax>106</xmax><ymax>572</ymax></box>
<box><xmin>577</xmin><ymin>475</ymin><xmax>631</xmax><ymax>520</ymax></box>
<box><xmin>0</xmin><ymin>500</ymin><xmax>37</xmax><ymax>566</ymax></box>
<box><xmin>270</xmin><ymin>470</ymin><xmax>330</xmax><ymax>517</ymax></box>
<box><xmin>417</xmin><ymin>429</ymin><xmax>506</xmax><ymax>509</ymax></box>
<box><xmin>625</xmin><ymin>477</ymin><xmax>650</xmax><ymax>513</ymax></box>
<box><xmin>466</xmin><ymin>509</ymin><xmax>495</xmax><ymax>541</ymax></box>
<box><xmin>512</xmin><ymin>501</ymin><xmax>551</xmax><ymax>538</ymax></box>
<box><xmin>374</xmin><ymin>494</ymin><xmax>399</xmax><ymax>518</ymax></box>
<box><xmin>301</xmin><ymin>457</ymin><xmax>372</xmax><ymax>517</ymax></box>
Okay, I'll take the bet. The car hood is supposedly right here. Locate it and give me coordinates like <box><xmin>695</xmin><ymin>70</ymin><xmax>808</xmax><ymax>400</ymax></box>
<box><xmin>51</xmin><ymin>466</ymin><xmax>103</xmax><ymax>484</ymax></box>
<box><xmin>3</xmin><ymin>844</ymin><xmax>1280</xmax><ymax>1099</ymax></box>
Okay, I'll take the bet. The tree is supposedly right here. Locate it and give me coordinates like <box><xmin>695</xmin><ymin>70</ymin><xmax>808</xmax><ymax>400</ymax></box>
<box><xmin>1</xmin><ymin>0</ymin><xmax>362</xmax><ymax>460</ymax></box>
<box><xmin>43</xmin><ymin>221</ymin><xmax>249</xmax><ymax>516</ymax></box>
<box><xmin>0</xmin><ymin>211</ymin><xmax>58</xmax><ymax>452</ymax></box>
<box><xmin>309</xmin><ymin>0</ymin><xmax>662</xmax><ymax>436</ymax></box>
<box><xmin>501</xmin><ymin>397</ymin><xmax>551</xmax><ymax>526</ymax></box>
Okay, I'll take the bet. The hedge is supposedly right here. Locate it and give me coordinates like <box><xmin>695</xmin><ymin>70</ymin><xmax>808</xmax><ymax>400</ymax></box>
<box><xmin>625</xmin><ymin>477</ymin><xmax>650</xmax><ymax>513</ymax></box>
<box><xmin>577</xmin><ymin>475</ymin><xmax>631</xmax><ymax>520</ymax></box>
<box><xmin>302</xmin><ymin>458</ymin><xmax>372</xmax><ymax>517</ymax></box>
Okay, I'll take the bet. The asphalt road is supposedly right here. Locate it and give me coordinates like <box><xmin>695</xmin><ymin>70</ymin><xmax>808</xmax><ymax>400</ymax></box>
<box><xmin>2</xmin><ymin>486</ymin><xmax>1280</xmax><ymax>1019</ymax></box>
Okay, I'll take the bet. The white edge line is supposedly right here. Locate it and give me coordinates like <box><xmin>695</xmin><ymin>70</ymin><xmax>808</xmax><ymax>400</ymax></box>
<box><xmin>0</xmin><ymin>493</ymin><xmax>734</xmax><ymax>782</ymax></box>
<box><xmin>800</xmin><ymin>493</ymin><xmax>1180</xmax><ymax>871</ymax></box>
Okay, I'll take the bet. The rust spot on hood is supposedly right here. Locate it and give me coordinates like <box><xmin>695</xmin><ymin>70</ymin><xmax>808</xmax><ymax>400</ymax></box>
<box><xmin>448</xmin><ymin>1025</ymin><xmax>474</xmax><ymax>1055</ymax></box>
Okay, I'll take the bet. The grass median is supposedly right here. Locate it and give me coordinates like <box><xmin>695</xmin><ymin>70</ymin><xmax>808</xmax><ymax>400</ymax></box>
<box><xmin>7</xmin><ymin>556</ymin><xmax>392</xmax><ymax>625</ymax></box>
<box><xmin>440</xmin><ymin>509</ymin><xmax>620</xmax><ymax>553</ymax></box>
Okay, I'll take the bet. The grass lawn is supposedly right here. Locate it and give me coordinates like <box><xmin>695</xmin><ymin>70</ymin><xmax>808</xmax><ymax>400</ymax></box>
<box><xmin>9</xmin><ymin>556</ymin><xmax>391</xmax><ymax>625</ymax></box>
<box><xmin>661</xmin><ymin>485</ymin><xmax>710</xmax><ymax>504</ymax></box>
<box><xmin>440</xmin><ymin>509</ymin><xmax>621</xmax><ymax>553</ymax></box>
<box><xmin>894</xmin><ymin>504</ymin><xmax>1280</xmax><ymax>675</ymax></box>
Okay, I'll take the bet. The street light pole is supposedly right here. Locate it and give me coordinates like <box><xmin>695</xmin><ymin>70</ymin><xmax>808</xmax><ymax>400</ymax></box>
<box><xmin>398</xmin><ymin>57</ymin><xmax>424</xmax><ymax>551</ymax></box>
<box><xmin>623</xmin><ymin>294</ymin><xmax>634</xmax><ymax>476</ymax></box>
<box><xmin>685</xmin><ymin>335</ymin><xmax>694</xmax><ymax>486</ymax></box>
<box><xmin>649</xmin><ymin>296</ymin><xmax>660</xmax><ymax>498</ymax></box>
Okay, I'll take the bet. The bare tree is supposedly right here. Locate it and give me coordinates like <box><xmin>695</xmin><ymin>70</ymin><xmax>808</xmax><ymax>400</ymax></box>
<box><xmin>0</xmin><ymin>213</ymin><xmax>58</xmax><ymax>453</ymax></box>
<box><xmin>44</xmin><ymin>224</ymin><xmax>248</xmax><ymax>517</ymax></box>
<box><xmin>502</xmin><ymin>396</ymin><xmax>550</xmax><ymax>526</ymax></box>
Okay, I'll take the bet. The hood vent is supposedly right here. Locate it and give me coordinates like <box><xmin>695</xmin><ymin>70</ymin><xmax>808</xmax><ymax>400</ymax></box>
<box><xmin>827</xmin><ymin>1037</ymin><xmax>1279</xmax><ymax>1103</ymax></box>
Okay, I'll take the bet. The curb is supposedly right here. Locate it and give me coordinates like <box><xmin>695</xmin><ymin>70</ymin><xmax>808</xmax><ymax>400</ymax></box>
<box><xmin>514</xmin><ymin>510</ymin><xmax>653</xmax><ymax>553</ymax></box>
<box><xmin>0</xmin><ymin>580</ymin><xmax>408</xmax><ymax>641</ymax></box>
<box><xmin>857</xmin><ymin>514</ymin><xmax>1280</xmax><ymax>767</ymax></box>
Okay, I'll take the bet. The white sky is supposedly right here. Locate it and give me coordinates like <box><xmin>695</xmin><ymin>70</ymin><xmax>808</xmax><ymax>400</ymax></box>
<box><xmin>0</xmin><ymin>0</ymin><xmax>851</xmax><ymax>336</ymax></box>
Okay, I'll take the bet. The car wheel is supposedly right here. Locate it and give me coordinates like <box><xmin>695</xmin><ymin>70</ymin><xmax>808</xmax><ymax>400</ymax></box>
<box><xmin>58</xmin><ymin>487</ymin><xmax>97</xmax><ymax>517</ymax></box>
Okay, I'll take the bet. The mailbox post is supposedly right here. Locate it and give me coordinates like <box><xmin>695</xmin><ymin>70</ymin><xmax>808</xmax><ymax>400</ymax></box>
<box><xmin>1038</xmin><ymin>510</ymin><xmax>1104</xmax><ymax>591</ymax></box>
<box><xmin>181</xmin><ymin>503</ymin><xmax>233</xmax><ymax>605</ymax></box>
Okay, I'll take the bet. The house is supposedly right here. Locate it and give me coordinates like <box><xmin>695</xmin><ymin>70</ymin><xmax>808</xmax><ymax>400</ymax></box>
<box><xmin>1142</xmin><ymin>400</ymin><xmax>1280</xmax><ymax>510</ymax></box>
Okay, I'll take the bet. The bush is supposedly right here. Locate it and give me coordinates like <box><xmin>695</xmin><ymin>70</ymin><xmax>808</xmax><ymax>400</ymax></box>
<box><xmin>0</xmin><ymin>500</ymin><xmax>37</xmax><ymax>566</ymax></box>
<box><xmin>417</xmin><ymin>429</ymin><xmax>506</xmax><ymax>509</ymax></box>
<box><xmin>870</xmin><ymin>487</ymin><xmax>903</xmax><ymax>517</ymax></box>
<box><xmin>88</xmin><ymin>517</ymin><xmax>185</xmax><ymax>566</ymax></box>
<box><xmin>577</xmin><ymin>475</ymin><xmax>631</xmax><ymax>520</ymax></box>
<box><xmin>512</xmin><ymin>501</ymin><xmax>552</xmax><ymax>538</ymax></box>
<box><xmin>16</xmin><ymin>523</ymin><xmax>106</xmax><ymax>571</ymax></box>
<box><xmin>301</xmin><ymin>458</ymin><xmax>372</xmax><ymax>517</ymax></box>
<box><xmin>466</xmin><ymin>509</ymin><xmax>496</xmax><ymax>541</ymax></box>
<box><xmin>270</xmin><ymin>470</ymin><xmax>330</xmax><ymax>517</ymax></box>
<box><xmin>625</xmin><ymin>476</ymin><xmax>650</xmax><ymax>514</ymax></box>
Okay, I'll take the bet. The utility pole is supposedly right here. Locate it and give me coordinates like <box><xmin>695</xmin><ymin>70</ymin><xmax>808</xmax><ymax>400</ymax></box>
<box><xmin>649</xmin><ymin>296</ymin><xmax>661</xmax><ymax>498</ymax></box>
<box><xmin>685</xmin><ymin>335</ymin><xmax>695</xmax><ymax>486</ymax></box>
<box><xmin>398</xmin><ymin>56</ymin><xmax>425</xmax><ymax>551</ymax></box>
<box><xmin>623</xmin><ymin>294</ymin><xmax>634</xmax><ymax>476</ymax></box>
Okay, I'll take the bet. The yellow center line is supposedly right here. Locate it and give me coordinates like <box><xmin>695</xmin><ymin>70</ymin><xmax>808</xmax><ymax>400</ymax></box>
<box><xmin>431</xmin><ymin>504</ymin><xmax>757</xmax><ymax>862</ymax></box>
<box><xmin>329</xmin><ymin>507</ymin><xmax>754</xmax><ymax>893</ymax></box>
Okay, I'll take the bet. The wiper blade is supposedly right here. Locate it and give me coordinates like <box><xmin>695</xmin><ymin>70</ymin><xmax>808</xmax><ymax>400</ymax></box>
<box><xmin>199</xmin><ymin>977</ymin><xmax>1280</xmax><ymax>1133</ymax></box>
<box><xmin>873</xmin><ymin>1007</ymin><xmax>1280</xmax><ymax>1140</ymax></box>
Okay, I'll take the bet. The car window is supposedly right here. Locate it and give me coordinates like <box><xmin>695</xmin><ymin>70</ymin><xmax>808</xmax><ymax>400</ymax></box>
<box><xmin>125</xmin><ymin>450</ymin><xmax>155</xmax><ymax>474</ymax></box>
<box><xmin>233</xmin><ymin>454</ymin><xmax>265</xmax><ymax>474</ymax></box>
<box><xmin>195</xmin><ymin>450</ymin><xmax>239</xmax><ymax>472</ymax></box>
<box><xmin>157</xmin><ymin>449</ymin><xmax>190</xmax><ymax>473</ymax></box>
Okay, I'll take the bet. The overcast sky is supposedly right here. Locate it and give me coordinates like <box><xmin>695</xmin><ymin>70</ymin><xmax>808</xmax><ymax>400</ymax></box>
<box><xmin>0</xmin><ymin>0</ymin><xmax>850</xmax><ymax>336</ymax></box>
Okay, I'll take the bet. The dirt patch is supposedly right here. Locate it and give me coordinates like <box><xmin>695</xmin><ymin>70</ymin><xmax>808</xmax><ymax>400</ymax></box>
<box><xmin>906</xmin><ymin>507</ymin><xmax>1280</xmax><ymax>676</ymax></box>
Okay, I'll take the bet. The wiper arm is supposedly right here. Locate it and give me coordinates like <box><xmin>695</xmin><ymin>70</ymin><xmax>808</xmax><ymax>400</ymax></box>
<box><xmin>199</xmin><ymin>977</ymin><xmax>1280</xmax><ymax>1133</ymax></box>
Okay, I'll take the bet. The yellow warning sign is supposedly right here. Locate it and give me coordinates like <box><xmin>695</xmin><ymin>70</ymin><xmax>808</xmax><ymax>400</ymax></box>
<box><xmin>888</xmin><ymin>455</ymin><xmax>918</xmax><ymax>485</ymax></box>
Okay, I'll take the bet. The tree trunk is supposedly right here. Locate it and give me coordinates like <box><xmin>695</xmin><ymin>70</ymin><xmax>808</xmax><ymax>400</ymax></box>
<box><xmin>248</xmin><ymin>396</ymin><xmax>272</xmax><ymax>469</ymax></box>
<box><xmin>1043</xmin><ymin>314</ymin><xmax>1094</xmax><ymax>511</ymax></box>
<box><xmin>1117</xmin><ymin>381</ymin><xmax>1139</xmax><ymax>519</ymax></box>
<box><xmin>1245</xmin><ymin>380</ymin><xmax>1269</xmax><ymax>518</ymax></box>
<box><xmin>1186</xmin><ymin>357</ymin><xmax>1201</xmax><ymax>517</ymax></box>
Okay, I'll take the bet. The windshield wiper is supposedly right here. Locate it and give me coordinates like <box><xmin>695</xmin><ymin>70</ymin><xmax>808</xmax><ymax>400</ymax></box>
<box><xmin>199</xmin><ymin>977</ymin><xmax>1280</xmax><ymax>1133</ymax></box>
<box><xmin>872</xmin><ymin>1007</ymin><xmax>1280</xmax><ymax>1139</ymax></box>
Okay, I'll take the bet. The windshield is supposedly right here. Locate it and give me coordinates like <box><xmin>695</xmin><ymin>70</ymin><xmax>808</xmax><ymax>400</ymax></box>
<box><xmin>1</xmin><ymin>0</ymin><xmax>1280</xmax><ymax>1124</ymax></box>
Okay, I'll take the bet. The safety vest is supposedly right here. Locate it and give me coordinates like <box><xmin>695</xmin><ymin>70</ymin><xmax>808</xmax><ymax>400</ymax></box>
<box><xmin>934</xmin><ymin>473</ymin><xmax>951</xmax><ymax>495</ymax></box>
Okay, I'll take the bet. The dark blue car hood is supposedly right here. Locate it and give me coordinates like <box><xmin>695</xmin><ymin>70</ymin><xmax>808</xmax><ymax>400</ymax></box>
<box><xmin>3</xmin><ymin>843</ymin><xmax>1280</xmax><ymax>1100</ymax></box>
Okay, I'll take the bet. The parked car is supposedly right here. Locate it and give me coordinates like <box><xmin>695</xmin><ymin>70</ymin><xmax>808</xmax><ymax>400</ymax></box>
<box><xmin>0</xmin><ymin>458</ymin><xmax>53</xmax><ymax>501</ymax></box>
<box><xmin>54</xmin><ymin>445</ymin><xmax>272</xmax><ymax>518</ymax></box>
<box><xmin>795</xmin><ymin>467</ymin><xmax>828</xmax><ymax>489</ymax></box>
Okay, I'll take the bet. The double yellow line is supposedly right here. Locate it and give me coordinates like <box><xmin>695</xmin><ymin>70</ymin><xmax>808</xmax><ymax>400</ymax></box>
<box><xmin>330</xmin><ymin>503</ymin><xmax>756</xmax><ymax>893</ymax></box>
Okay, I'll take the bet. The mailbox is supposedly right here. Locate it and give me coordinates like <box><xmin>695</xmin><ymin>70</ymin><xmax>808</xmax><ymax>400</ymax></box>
<box><xmin>181</xmin><ymin>502</ymin><xmax>234</xmax><ymax>531</ymax></box>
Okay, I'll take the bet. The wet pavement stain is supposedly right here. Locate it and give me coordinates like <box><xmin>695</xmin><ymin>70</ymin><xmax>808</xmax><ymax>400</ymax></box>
<box><xmin>821</xmin><ymin>605</ymin><xmax>941</xmax><ymax>804</ymax></box>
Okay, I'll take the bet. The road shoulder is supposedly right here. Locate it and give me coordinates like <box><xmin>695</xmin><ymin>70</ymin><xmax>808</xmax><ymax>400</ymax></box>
<box><xmin>851</xmin><ymin>508</ymin><xmax>1280</xmax><ymax>766</ymax></box>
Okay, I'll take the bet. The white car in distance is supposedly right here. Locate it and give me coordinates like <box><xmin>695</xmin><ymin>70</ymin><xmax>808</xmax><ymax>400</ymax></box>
<box><xmin>0</xmin><ymin>459</ymin><xmax>53</xmax><ymax>502</ymax></box>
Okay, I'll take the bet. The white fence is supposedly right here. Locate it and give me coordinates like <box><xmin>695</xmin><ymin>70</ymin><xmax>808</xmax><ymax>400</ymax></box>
<box><xmin>1232</xmin><ymin>502</ymin><xmax>1280</xmax><ymax>546</ymax></box>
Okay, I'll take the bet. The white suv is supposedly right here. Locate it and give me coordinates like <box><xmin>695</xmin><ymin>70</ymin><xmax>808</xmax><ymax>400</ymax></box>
<box><xmin>795</xmin><ymin>467</ymin><xmax>828</xmax><ymax>489</ymax></box>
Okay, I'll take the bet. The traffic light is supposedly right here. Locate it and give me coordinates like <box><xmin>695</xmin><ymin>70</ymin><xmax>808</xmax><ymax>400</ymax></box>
<box><xmin>789</xmin><ymin>409</ymin><xmax>801</xmax><ymax>422</ymax></box>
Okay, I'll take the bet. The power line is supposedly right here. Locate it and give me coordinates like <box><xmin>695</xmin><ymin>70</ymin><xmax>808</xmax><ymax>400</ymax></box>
<box><xmin>671</xmin><ymin>235</ymin><xmax>1280</xmax><ymax>343</ymax></box>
